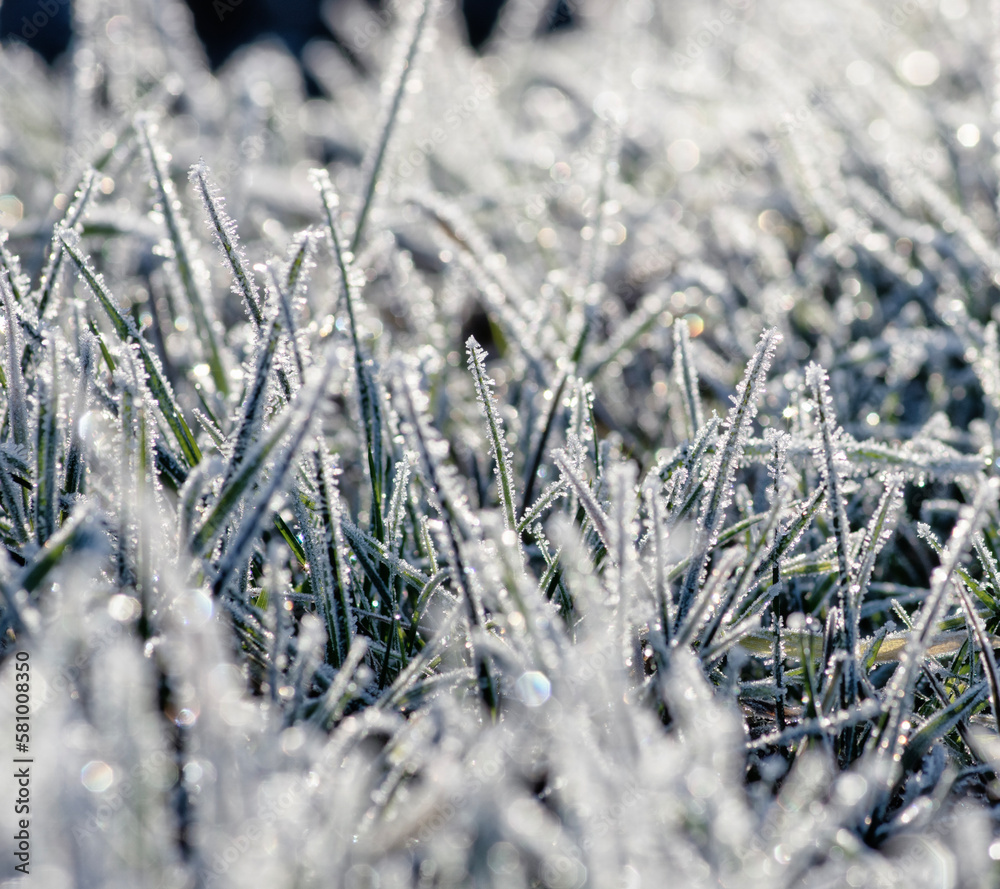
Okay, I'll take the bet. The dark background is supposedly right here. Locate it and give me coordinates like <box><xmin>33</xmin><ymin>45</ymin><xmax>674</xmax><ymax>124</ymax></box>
<box><xmin>0</xmin><ymin>0</ymin><xmax>575</xmax><ymax>67</ymax></box>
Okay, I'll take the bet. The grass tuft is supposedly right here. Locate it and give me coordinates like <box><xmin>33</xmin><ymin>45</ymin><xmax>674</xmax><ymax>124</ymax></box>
<box><xmin>1</xmin><ymin>2</ymin><xmax>1000</xmax><ymax>885</ymax></box>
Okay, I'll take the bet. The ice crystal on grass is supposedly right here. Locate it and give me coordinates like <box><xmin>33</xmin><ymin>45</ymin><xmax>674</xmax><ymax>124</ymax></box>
<box><xmin>677</xmin><ymin>327</ymin><xmax>780</xmax><ymax>625</ymax></box>
<box><xmin>137</xmin><ymin>115</ymin><xmax>228</xmax><ymax>395</ymax></box>
<box><xmin>673</xmin><ymin>317</ymin><xmax>704</xmax><ymax>439</ymax></box>
<box><xmin>353</xmin><ymin>0</ymin><xmax>441</xmax><ymax>251</ymax></box>
<box><xmin>0</xmin><ymin>270</ymin><xmax>29</xmax><ymax>452</ymax></box>
<box><xmin>467</xmin><ymin>336</ymin><xmax>519</xmax><ymax>537</ymax></box>
<box><xmin>190</xmin><ymin>160</ymin><xmax>263</xmax><ymax>328</ymax></box>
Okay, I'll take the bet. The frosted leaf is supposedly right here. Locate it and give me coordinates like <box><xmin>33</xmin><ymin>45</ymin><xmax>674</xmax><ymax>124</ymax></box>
<box><xmin>392</xmin><ymin>360</ymin><xmax>493</xmax><ymax>709</ymax></box>
<box><xmin>222</xmin><ymin>308</ymin><xmax>281</xmax><ymax>486</ymax></box>
<box><xmin>267</xmin><ymin>260</ymin><xmax>307</xmax><ymax>384</ymax></box>
<box><xmin>210</xmin><ymin>338</ymin><xmax>343</xmax><ymax>598</ymax></box>
<box><xmin>467</xmin><ymin>336</ymin><xmax>519</xmax><ymax>536</ymax></box>
<box><xmin>566</xmin><ymin>377</ymin><xmax>597</xmax><ymax>460</ymax></box>
<box><xmin>34</xmin><ymin>167</ymin><xmax>97</xmax><ymax>319</ymax></box>
<box><xmin>394</xmin><ymin>362</ymin><xmax>478</xmax><ymax>545</ymax></box>
<box><xmin>552</xmin><ymin>448</ymin><xmax>612</xmax><ymax>556</ymax></box>
<box><xmin>850</xmin><ymin>475</ymin><xmax>904</xmax><ymax>612</ymax></box>
<box><xmin>136</xmin><ymin>115</ymin><xmax>228</xmax><ymax>395</ymax></box>
<box><xmin>353</xmin><ymin>0</ymin><xmax>441</xmax><ymax>250</ymax></box>
<box><xmin>0</xmin><ymin>231</ymin><xmax>30</xmax><ymax>305</ymax></box>
<box><xmin>805</xmin><ymin>362</ymin><xmax>852</xmax><ymax>585</ymax></box>
<box><xmin>385</xmin><ymin>457</ymin><xmax>412</xmax><ymax>555</ymax></box>
<box><xmin>872</xmin><ymin>478</ymin><xmax>998</xmax><ymax>783</ymax></box>
<box><xmin>60</xmin><ymin>228</ymin><xmax>202</xmax><ymax>468</ymax></box>
<box><xmin>0</xmin><ymin>270</ymin><xmax>29</xmax><ymax>450</ymax></box>
<box><xmin>33</xmin><ymin>332</ymin><xmax>61</xmax><ymax>546</ymax></box>
<box><xmin>764</xmin><ymin>429</ymin><xmax>790</xmax><ymax>505</ymax></box>
<box><xmin>804</xmin><ymin>362</ymin><xmax>863</xmax><ymax>719</ymax></box>
<box><xmin>673</xmin><ymin>317</ymin><xmax>704</xmax><ymax>438</ymax></box>
<box><xmin>677</xmin><ymin>327</ymin><xmax>780</xmax><ymax>625</ymax></box>
<box><xmin>517</xmin><ymin>479</ymin><xmax>567</xmax><ymax>535</ymax></box>
<box><xmin>313</xmin><ymin>168</ymin><xmax>386</xmax><ymax>534</ymax></box>
<box><xmin>189</xmin><ymin>160</ymin><xmax>263</xmax><ymax>327</ymax></box>
<box><xmin>291</xmin><ymin>455</ymin><xmax>353</xmax><ymax>668</ymax></box>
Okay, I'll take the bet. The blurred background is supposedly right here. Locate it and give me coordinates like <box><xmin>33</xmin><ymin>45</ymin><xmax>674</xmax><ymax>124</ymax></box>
<box><xmin>0</xmin><ymin>0</ymin><xmax>576</xmax><ymax>65</ymax></box>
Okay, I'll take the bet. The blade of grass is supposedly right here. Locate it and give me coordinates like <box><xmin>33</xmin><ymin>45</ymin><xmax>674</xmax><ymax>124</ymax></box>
<box><xmin>952</xmin><ymin>574</ymin><xmax>1000</xmax><ymax>737</ymax></box>
<box><xmin>314</xmin><ymin>449</ymin><xmax>356</xmax><ymax>665</ymax></box>
<box><xmin>467</xmin><ymin>336</ymin><xmax>519</xmax><ymax>536</ymax></box>
<box><xmin>677</xmin><ymin>328</ymin><xmax>780</xmax><ymax>625</ymax></box>
<box><xmin>33</xmin><ymin>336</ymin><xmax>59</xmax><ymax>546</ymax></box>
<box><xmin>136</xmin><ymin>116</ymin><xmax>228</xmax><ymax>395</ymax></box>
<box><xmin>807</xmin><ymin>362</ymin><xmax>858</xmax><ymax>711</ymax></box>
<box><xmin>34</xmin><ymin>168</ymin><xmax>97</xmax><ymax>320</ymax></box>
<box><xmin>211</xmin><ymin>348</ymin><xmax>339</xmax><ymax>598</ymax></box>
<box><xmin>189</xmin><ymin>160</ymin><xmax>263</xmax><ymax>328</ymax></box>
<box><xmin>59</xmin><ymin>229</ymin><xmax>202</xmax><ymax>467</ymax></box>
<box><xmin>867</xmin><ymin>477</ymin><xmax>998</xmax><ymax>803</ymax></box>
<box><xmin>0</xmin><ymin>272</ymin><xmax>29</xmax><ymax>451</ymax></box>
<box><xmin>674</xmin><ymin>318</ymin><xmax>704</xmax><ymax>438</ymax></box>
<box><xmin>0</xmin><ymin>232</ymin><xmax>30</xmax><ymax>305</ymax></box>
<box><xmin>313</xmin><ymin>169</ymin><xmax>386</xmax><ymax>541</ymax></box>
<box><xmin>519</xmin><ymin>373</ymin><xmax>568</xmax><ymax>518</ymax></box>
<box><xmin>190</xmin><ymin>410</ymin><xmax>294</xmax><ymax>558</ymax></box>
<box><xmin>395</xmin><ymin>365</ymin><xmax>497</xmax><ymax>715</ymax></box>
<box><xmin>222</xmin><ymin>308</ymin><xmax>281</xmax><ymax>486</ymax></box>
<box><xmin>352</xmin><ymin>0</ymin><xmax>438</xmax><ymax>252</ymax></box>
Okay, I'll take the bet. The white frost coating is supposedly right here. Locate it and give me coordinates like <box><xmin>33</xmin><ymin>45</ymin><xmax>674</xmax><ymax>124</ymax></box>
<box><xmin>677</xmin><ymin>327</ymin><xmax>780</xmax><ymax>625</ymax></box>
<box><xmin>189</xmin><ymin>160</ymin><xmax>263</xmax><ymax>327</ymax></box>
<box><xmin>467</xmin><ymin>336</ymin><xmax>519</xmax><ymax>537</ymax></box>
<box><xmin>2</xmin><ymin>2</ymin><xmax>999</xmax><ymax>885</ymax></box>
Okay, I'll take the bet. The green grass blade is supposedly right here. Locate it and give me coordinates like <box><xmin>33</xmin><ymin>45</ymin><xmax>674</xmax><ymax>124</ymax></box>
<box><xmin>677</xmin><ymin>328</ymin><xmax>780</xmax><ymax>625</ymax></box>
<box><xmin>312</xmin><ymin>169</ymin><xmax>386</xmax><ymax>540</ymax></box>
<box><xmin>33</xmin><ymin>336</ymin><xmax>59</xmax><ymax>546</ymax></box>
<box><xmin>189</xmin><ymin>160</ymin><xmax>263</xmax><ymax>328</ymax></box>
<box><xmin>136</xmin><ymin>116</ymin><xmax>228</xmax><ymax>395</ymax></box>
<box><xmin>972</xmin><ymin>533</ymin><xmax>1000</xmax><ymax>608</ymax></box>
<box><xmin>62</xmin><ymin>333</ymin><xmax>96</xmax><ymax>506</ymax></box>
<box><xmin>0</xmin><ymin>443</ymin><xmax>30</xmax><ymax>546</ymax></box>
<box><xmin>315</xmin><ymin>451</ymin><xmax>356</xmax><ymax>664</ymax></box>
<box><xmin>807</xmin><ymin>363</ymin><xmax>856</xmax><ymax>706</ymax></box>
<box><xmin>868</xmin><ymin>477</ymin><xmax>998</xmax><ymax>791</ymax></box>
<box><xmin>467</xmin><ymin>336</ymin><xmax>519</xmax><ymax>534</ymax></box>
<box><xmin>517</xmin><ymin>481</ymin><xmax>566</xmax><ymax>535</ymax></box>
<box><xmin>519</xmin><ymin>372</ymin><xmax>568</xmax><ymax>518</ymax></box>
<box><xmin>34</xmin><ymin>168</ymin><xmax>97</xmax><ymax>319</ymax></box>
<box><xmin>553</xmin><ymin>449</ymin><xmax>611</xmax><ymax>554</ymax></box>
<box><xmin>673</xmin><ymin>319</ymin><xmax>703</xmax><ymax>438</ymax></box>
<box><xmin>210</xmin><ymin>355</ymin><xmax>335</xmax><ymax>597</ymax></box>
<box><xmin>899</xmin><ymin>680</ymin><xmax>989</xmax><ymax>776</ymax></box>
<box><xmin>395</xmin><ymin>366</ymin><xmax>496</xmax><ymax>714</ymax></box>
<box><xmin>59</xmin><ymin>229</ymin><xmax>203</xmax><ymax>467</ymax></box>
<box><xmin>191</xmin><ymin>410</ymin><xmax>294</xmax><ymax>558</ymax></box>
<box><xmin>0</xmin><ymin>272</ymin><xmax>29</xmax><ymax>450</ymax></box>
<box><xmin>19</xmin><ymin>506</ymin><xmax>103</xmax><ymax>595</ymax></box>
<box><xmin>352</xmin><ymin>0</ymin><xmax>438</xmax><ymax>252</ymax></box>
<box><xmin>850</xmin><ymin>475</ymin><xmax>904</xmax><ymax>612</ymax></box>
<box><xmin>341</xmin><ymin>518</ymin><xmax>430</xmax><ymax>594</ymax></box>
<box><xmin>952</xmin><ymin>580</ymin><xmax>1000</xmax><ymax>737</ymax></box>
<box><xmin>0</xmin><ymin>232</ymin><xmax>30</xmax><ymax>305</ymax></box>
<box><xmin>223</xmin><ymin>310</ymin><xmax>281</xmax><ymax>485</ymax></box>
